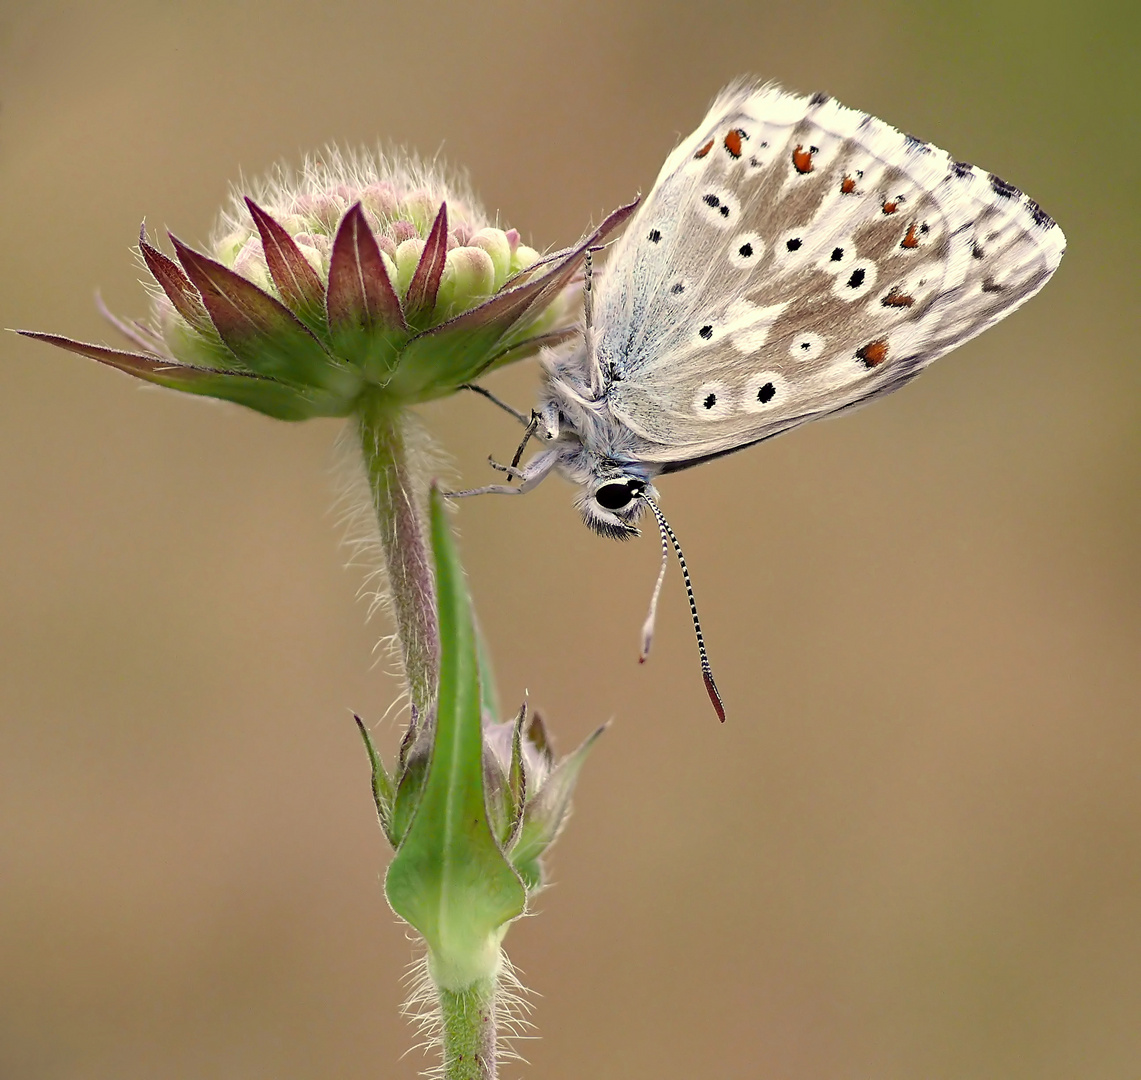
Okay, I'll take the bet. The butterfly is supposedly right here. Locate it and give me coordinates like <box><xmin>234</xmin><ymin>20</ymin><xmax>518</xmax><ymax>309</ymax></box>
<box><xmin>457</xmin><ymin>81</ymin><xmax>1066</xmax><ymax>719</ymax></box>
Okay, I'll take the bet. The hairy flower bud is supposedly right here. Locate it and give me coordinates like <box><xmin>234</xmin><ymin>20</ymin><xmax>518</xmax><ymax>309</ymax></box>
<box><xmin>20</xmin><ymin>149</ymin><xmax>637</xmax><ymax>422</ymax></box>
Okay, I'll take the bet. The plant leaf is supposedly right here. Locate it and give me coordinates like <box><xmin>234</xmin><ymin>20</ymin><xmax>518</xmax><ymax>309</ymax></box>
<box><xmin>385</xmin><ymin>488</ymin><xmax>526</xmax><ymax>989</ymax></box>
<box><xmin>139</xmin><ymin>231</ymin><xmax>213</xmax><ymax>334</ymax></box>
<box><xmin>325</xmin><ymin>203</ymin><xmax>409</xmax><ymax>380</ymax></box>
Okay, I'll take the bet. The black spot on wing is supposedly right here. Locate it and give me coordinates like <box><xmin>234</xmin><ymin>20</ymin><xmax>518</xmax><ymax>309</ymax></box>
<box><xmin>702</xmin><ymin>193</ymin><xmax>731</xmax><ymax>218</ymax></box>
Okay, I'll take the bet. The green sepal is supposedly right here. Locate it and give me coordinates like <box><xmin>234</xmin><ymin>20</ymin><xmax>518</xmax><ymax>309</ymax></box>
<box><xmin>389</xmin><ymin>736</ymin><xmax>429</xmax><ymax>849</ymax></box>
<box><xmin>328</xmin><ymin>326</ymin><xmax>409</xmax><ymax>387</ymax></box>
<box><xmin>355</xmin><ymin>714</ymin><xmax>396</xmax><ymax>845</ymax></box>
<box><xmin>510</xmin><ymin>724</ymin><xmax>606</xmax><ymax>892</ymax></box>
<box><xmin>505</xmin><ymin>706</ymin><xmax>528</xmax><ymax>849</ymax></box>
<box><xmin>384</xmin><ymin>487</ymin><xmax>527</xmax><ymax>989</ymax></box>
<box><xmin>13</xmin><ymin>332</ymin><xmax>352</xmax><ymax>421</ymax></box>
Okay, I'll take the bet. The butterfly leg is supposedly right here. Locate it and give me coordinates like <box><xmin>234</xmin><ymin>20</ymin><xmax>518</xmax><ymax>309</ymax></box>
<box><xmin>506</xmin><ymin>400</ymin><xmax>562</xmax><ymax>469</ymax></box>
<box><xmin>445</xmin><ymin>449</ymin><xmax>559</xmax><ymax>498</ymax></box>
<box><xmin>460</xmin><ymin>383</ymin><xmax>531</xmax><ymax>427</ymax></box>
<box><xmin>510</xmin><ymin>414</ymin><xmax>539</xmax><ymax>469</ymax></box>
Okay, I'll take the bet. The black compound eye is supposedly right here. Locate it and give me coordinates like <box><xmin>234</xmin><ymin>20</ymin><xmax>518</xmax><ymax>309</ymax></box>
<box><xmin>595</xmin><ymin>481</ymin><xmax>641</xmax><ymax>511</ymax></box>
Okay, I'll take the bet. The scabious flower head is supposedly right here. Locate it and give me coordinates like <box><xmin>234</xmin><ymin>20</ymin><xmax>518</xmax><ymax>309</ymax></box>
<box><xmin>22</xmin><ymin>149</ymin><xmax>635</xmax><ymax>420</ymax></box>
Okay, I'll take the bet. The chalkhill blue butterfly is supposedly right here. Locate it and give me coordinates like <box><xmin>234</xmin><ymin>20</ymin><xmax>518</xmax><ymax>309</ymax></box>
<box><xmin>457</xmin><ymin>82</ymin><xmax>1066</xmax><ymax>719</ymax></box>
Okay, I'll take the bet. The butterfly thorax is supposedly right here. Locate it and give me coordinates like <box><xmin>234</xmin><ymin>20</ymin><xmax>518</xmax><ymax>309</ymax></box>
<box><xmin>537</xmin><ymin>341</ymin><xmax>660</xmax><ymax>539</ymax></box>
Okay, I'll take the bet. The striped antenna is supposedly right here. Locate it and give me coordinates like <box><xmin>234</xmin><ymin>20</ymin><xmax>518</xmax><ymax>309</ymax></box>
<box><xmin>638</xmin><ymin>493</ymin><xmax>726</xmax><ymax>723</ymax></box>
<box><xmin>639</xmin><ymin>513</ymin><xmax>670</xmax><ymax>663</ymax></box>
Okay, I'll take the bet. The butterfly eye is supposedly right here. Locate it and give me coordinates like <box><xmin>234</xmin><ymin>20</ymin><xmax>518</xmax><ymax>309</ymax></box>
<box><xmin>595</xmin><ymin>481</ymin><xmax>642</xmax><ymax>511</ymax></box>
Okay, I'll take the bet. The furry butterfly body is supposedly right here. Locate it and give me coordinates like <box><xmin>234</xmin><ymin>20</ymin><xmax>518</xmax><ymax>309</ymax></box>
<box><xmin>467</xmin><ymin>81</ymin><xmax>1065</xmax><ymax>538</ymax></box>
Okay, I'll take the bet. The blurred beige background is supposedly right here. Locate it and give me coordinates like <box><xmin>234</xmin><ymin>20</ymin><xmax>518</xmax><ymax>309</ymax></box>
<box><xmin>2</xmin><ymin>2</ymin><xmax>1137</xmax><ymax>1077</ymax></box>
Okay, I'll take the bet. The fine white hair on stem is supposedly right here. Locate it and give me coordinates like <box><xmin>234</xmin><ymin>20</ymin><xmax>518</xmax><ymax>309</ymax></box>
<box><xmin>399</xmin><ymin>947</ymin><xmax>536</xmax><ymax>1077</ymax></box>
<box><xmin>495</xmin><ymin>951</ymin><xmax>537</xmax><ymax>1064</ymax></box>
<box><xmin>400</xmin><ymin>950</ymin><xmax>444</xmax><ymax>1071</ymax></box>
<box><xmin>330</xmin><ymin>417</ymin><xmax>453</xmax><ymax>681</ymax></box>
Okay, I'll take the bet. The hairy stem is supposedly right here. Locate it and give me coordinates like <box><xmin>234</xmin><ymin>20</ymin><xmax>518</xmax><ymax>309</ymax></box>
<box><xmin>439</xmin><ymin>978</ymin><xmax>498</xmax><ymax>1080</ymax></box>
<box><xmin>357</xmin><ymin>390</ymin><xmax>439</xmax><ymax>715</ymax></box>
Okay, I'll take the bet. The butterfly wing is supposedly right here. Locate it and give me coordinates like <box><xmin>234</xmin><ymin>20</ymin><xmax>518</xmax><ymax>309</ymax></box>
<box><xmin>598</xmin><ymin>82</ymin><xmax>1066</xmax><ymax>464</ymax></box>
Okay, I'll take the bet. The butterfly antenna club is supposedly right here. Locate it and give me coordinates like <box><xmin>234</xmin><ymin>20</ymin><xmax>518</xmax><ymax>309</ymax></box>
<box><xmin>639</xmin><ymin>494</ymin><xmax>726</xmax><ymax>723</ymax></box>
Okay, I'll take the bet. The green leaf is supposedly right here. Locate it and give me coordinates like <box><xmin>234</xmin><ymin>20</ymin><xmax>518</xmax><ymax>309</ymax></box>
<box><xmin>384</xmin><ymin>488</ymin><xmax>526</xmax><ymax>990</ymax></box>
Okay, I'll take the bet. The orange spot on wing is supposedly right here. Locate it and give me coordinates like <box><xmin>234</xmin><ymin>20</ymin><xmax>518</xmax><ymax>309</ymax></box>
<box><xmin>882</xmin><ymin>289</ymin><xmax>915</xmax><ymax>308</ymax></box>
<box><xmin>882</xmin><ymin>199</ymin><xmax>900</xmax><ymax>215</ymax></box>
<box><xmin>695</xmin><ymin>138</ymin><xmax>714</xmax><ymax>159</ymax></box>
<box><xmin>792</xmin><ymin>144</ymin><xmax>815</xmax><ymax>174</ymax></box>
<box><xmin>723</xmin><ymin>128</ymin><xmax>746</xmax><ymax>158</ymax></box>
<box><xmin>840</xmin><ymin>174</ymin><xmax>857</xmax><ymax>194</ymax></box>
<box><xmin>856</xmin><ymin>338</ymin><xmax>889</xmax><ymax>367</ymax></box>
<box><xmin>900</xmin><ymin>223</ymin><xmax>921</xmax><ymax>248</ymax></box>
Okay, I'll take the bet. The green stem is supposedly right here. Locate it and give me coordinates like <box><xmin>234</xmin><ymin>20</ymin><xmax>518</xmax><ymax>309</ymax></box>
<box><xmin>439</xmin><ymin>977</ymin><xmax>498</xmax><ymax>1080</ymax></box>
<box><xmin>357</xmin><ymin>391</ymin><xmax>439</xmax><ymax>715</ymax></box>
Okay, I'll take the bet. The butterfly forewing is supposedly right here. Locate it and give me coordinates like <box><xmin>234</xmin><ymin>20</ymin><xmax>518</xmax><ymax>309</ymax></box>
<box><xmin>600</xmin><ymin>83</ymin><xmax>1065</xmax><ymax>463</ymax></box>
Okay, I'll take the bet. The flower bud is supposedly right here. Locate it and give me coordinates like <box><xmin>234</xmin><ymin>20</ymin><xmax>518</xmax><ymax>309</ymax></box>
<box><xmin>355</xmin><ymin>490</ymin><xmax>605</xmax><ymax>990</ymax></box>
<box><xmin>468</xmin><ymin>228</ymin><xmax>512</xmax><ymax>289</ymax></box>
<box><xmin>22</xmin><ymin>147</ymin><xmax>639</xmax><ymax>422</ymax></box>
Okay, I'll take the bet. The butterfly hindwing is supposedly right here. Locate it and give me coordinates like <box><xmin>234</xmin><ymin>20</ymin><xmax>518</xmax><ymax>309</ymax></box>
<box><xmin>600</xmin><ymin>83</ymin><xmax>1065</xmax><ymax>464</ymax></box>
